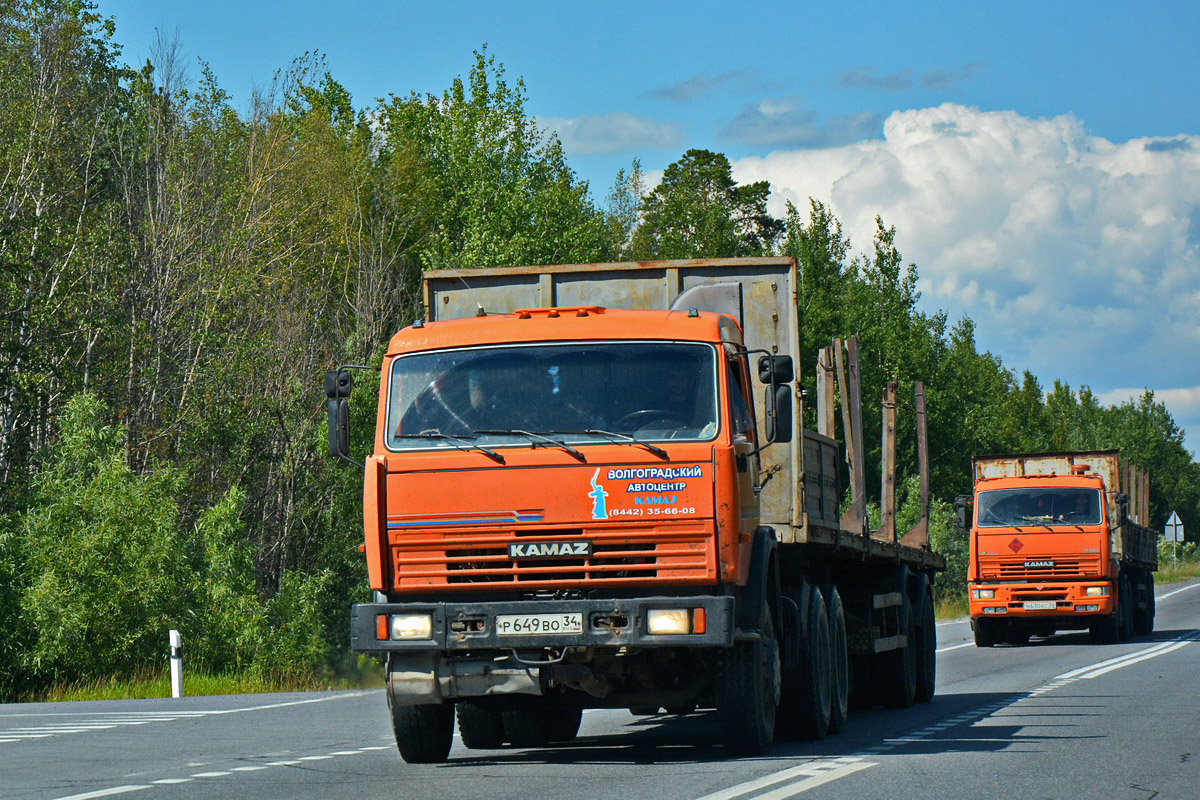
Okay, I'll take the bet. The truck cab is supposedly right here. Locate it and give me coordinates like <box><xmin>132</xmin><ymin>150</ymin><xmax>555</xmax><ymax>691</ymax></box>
<box><xmin>330</xmin><ymin>257</ymin><xmax>942</xmax><ymax>763</ymax></box>
<box><xmin>966</xmin><ymin>452</ymin><xmax>1157</xmax><ymax>646</ymax></box>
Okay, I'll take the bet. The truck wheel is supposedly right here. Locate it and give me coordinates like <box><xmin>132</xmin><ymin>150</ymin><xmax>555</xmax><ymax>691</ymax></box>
<box><xmin>502</xmin><ymin>706</ymin><xmax>582</xmax><ymax>747</ymax></box>
<box><xmin>389</xmin><ymin>702</ymin><xmax>454</xmax><ymax>763</ymax></box>
<box><xmin>973</xmin><ymin>617</ymin><xmax>998</xmax><ymax>648</ymax></box>
<box><xmin>456</xmin><ymin>701</ymin><xmax>506</xmax><ymax>749</ymax></box>
<box><xmin>777</xmin><ymin>587</ymin><xmax>831</xmax><ymax>740</ymax></box>
<box><xmin>823</xmin><ymin>585</ymin><xmax>850</xmax><ymax>731</ymax></box>
<box><xmin>716</xmin><ymin>601</ymin><xmax>779</xmax><ymax>755</ymax></box>
<box><xmin>1089</xmin><ymin>615</ymin><xmax>1118</xmax><ymax>644</ymax></box>
<box><xmin>1117</xmin><ymin>576</ymin><xmax>1134</xmax><ymax>641</ymax></box>
<box><xmin>876</xmin><ymin>594</ymin><xmax>917</xmax><ymax>709</ymax></box>
<box><xmin>914</xmin><ymin>591</ymin><xmax>937</xmax><ymax>703</ymax></box>
<box><xmin>1006</xmin><ymin>629</ymin><xmax>1031</xmax><ymax>645</ymax></box>
<box><xmin>1134</xmin><ymin>572</ymin><xmax>1155</xmax><ymax>636</ymax></box>
<box><xmin>1145</xmin><ymin>574</ymin><xmax>1156</xmax><ymax>634</ymax></box>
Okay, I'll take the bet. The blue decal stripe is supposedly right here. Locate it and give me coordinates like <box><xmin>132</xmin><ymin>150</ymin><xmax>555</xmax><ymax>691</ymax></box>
<box><xmin>387</xmin><ymin>511</ymin><xmax>545</xmax><ymax>528</ymax></box>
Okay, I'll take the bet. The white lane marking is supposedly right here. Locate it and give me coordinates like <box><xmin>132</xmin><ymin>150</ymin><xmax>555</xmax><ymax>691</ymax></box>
<box><xmin>1</xmin><ymin>693</ymin><xmax>371</xmax><ymax>745</ymax></box>
<box><xmin>694</xmin><ymin>757</ymin><xmax>875</xmax><ymax>800</ymax></box>
<box><xmin>935</xmin><ymin>642</ymin><xmax>975</xmax><ymax>653</ymax></box>
<box><xmin>51</xmin><ymin>787</ymin><xmax>151</xmax><ymax>800</ymax></box>
<box><xmin>1054</xmin><ymin>630</ymin><xmax>1200</xmax><ymax>681</ymax></box>
<box><xmin>46</xmin><ymin>740</ymin><xmax>390</xmax><ymax>799</ymax></box>
<box><xmin>1156</xmin><ymin>582</ymin><xmax>1200</xmax><ymax>601</ymax></box>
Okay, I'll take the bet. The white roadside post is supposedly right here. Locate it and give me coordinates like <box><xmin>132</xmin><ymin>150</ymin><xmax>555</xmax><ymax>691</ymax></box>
<box><xmin>169</xmin><ymin>629</ymin><xmax>183</xmax><ymax>699</ymax></box>
<box><xmin>1165</xmin><ymin>511</ymin><xmax>1184</xmax><ymax>568</ymax></box>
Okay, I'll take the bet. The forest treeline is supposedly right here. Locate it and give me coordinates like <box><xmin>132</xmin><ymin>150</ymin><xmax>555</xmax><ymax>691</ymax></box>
<box><xmin>1</xmin><ymin>2</ymin><xmax>1198</xmax><ymax>698</ymax></box>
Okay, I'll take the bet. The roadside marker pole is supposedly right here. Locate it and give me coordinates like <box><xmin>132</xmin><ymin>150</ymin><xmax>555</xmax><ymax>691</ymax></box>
<box><xmin>169</xmin><ymin>630</ymin><xmax>183</xmax><ymax>699</ymax></box>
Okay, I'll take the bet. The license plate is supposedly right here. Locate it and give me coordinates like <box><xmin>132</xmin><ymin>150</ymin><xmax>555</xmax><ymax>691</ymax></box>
<box><xmin>495</xmin><ymin>613</ymin><xmax>583</xmax><ymax>636</ymax></box>
<box><xmin>1023</xmin><ymin>601</ymin><xmax>1056</xmax><ymax>610</ymax></box>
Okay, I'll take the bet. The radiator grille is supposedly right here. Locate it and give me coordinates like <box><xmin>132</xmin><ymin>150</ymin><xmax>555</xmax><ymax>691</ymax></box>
<box><xmin>390</xmin><ymin>523</ymin><xmax>715</xmax><ymax>590</ymax></box>
<box><xmin>980</xmin><ymin>556</ymin><xmax>1102</xmax><ymax>581</ymax></box>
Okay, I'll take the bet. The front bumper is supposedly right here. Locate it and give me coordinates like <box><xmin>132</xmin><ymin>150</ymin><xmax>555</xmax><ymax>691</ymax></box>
<box><xmin>968</xmin><ymin>582</ymin><xmax>1116</xmax><ymax>618</ymax></box>
<box><xmin>351</xmin><ymin>595</ymin><xmax>736</xmax><ymax>653</ymax></box>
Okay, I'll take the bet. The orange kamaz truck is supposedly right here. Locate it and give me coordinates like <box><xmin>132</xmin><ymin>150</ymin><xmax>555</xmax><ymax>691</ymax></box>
<box><xmin>964</xmin><ymin>450</ymin><xmax>1158</xmax><ymax>647</ymax></box>
<box><xmin>328</xmin><ymin>257</ymin><xmax>943</xmax><ymax>762</ymax></box>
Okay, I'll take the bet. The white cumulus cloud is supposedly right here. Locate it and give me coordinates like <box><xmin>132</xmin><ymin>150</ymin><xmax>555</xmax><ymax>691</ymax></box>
<box><xmin>732</xmin><ymin>103</ymin><xmax>1200</xmax><ymax>454</ymax></box>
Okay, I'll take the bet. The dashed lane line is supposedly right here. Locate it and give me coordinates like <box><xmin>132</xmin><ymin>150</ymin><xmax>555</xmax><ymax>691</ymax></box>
<box><xmin>2</xmin><ymin>692</ymin><xmax>370</xmax><ymax>746</ymax></box>
<box><xmin>48</xmin><ymin>745</ymin><xmax>391</xmax><ymax>800</ymax></box>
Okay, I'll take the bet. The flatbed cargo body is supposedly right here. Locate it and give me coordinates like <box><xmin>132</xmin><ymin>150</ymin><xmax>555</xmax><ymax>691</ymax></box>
<box><xmin>330</xmin><ymin>257</ymin><xmax>944</xmax><ymax>762</ymax></box>
<box><xmin>967</xmin><ymin>450</ymin><xmax>1157</xmax><ymax>647</ymax></box>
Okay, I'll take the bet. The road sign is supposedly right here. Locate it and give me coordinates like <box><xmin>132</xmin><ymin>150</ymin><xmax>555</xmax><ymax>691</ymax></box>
<box><xmin>1165</xmin><ymin>511</ymin><xmax>1184</xmax><ymax>543</ymax></box>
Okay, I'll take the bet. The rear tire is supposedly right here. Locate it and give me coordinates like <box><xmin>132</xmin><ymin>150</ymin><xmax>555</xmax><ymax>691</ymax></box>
<box><xmin>716</xmin><ymin>600</ymin><xmax>779</xmax><ymax>755</ymax></box>
<box><xmin>1133</xmin><ymin>572</ymin><xmax>1155</xmax><ymax>636</ymax></box>
<box><xmin>876</xmin><ymin>594</ymin><xmax>917</xmax><ymax>709</ymax></box>
<box><xmin>456</xmin><ymin>701</ymin><xmax>506</xmax><ymax>749</ymax></box>
<box><xmin>914</xmin><ymin>591</ymin><xmax>937</xmax><ymax>703</ymax></box>
<box><xmin>1089</xmin><ymin>614</ymin><xmax>1118</xmax><ymax>644</ymax></box>
<box><xmin>1006</xmin><ymin>629</ymin><xmax>1031</xmax><ymax>646</ymax></box>
<box><xmin>1118</xmin><ymin>576</ymin><xmax>1134</xmax><ymax>641</ymax></box>
<box><xmin>502</xmin><ymin>705</ymin><xmax>582</xmax><ymax>747</ymax></box>
<box><xmin>824</xmin><ymin>585</ymin><xmax>850</xmax><ymax>731</ymax></box>
<box><xmin>777</xmin><ymin>586</ymin><xmax>831</xmax><ymax>740</ymax></box>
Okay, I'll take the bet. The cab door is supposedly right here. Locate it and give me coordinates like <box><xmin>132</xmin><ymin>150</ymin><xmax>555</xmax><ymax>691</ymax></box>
<box><xmin>725</xmin><ymin>348</ymin><xmax>760</xmax><ymax>535</ymax></box>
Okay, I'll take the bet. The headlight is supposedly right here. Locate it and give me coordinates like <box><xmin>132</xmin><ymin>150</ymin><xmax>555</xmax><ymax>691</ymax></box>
<box><xmin>390</xmin><ymin>614</ymin><xmax>433</xmax><ymax>640</ymax></box>
<box><xmin>1085</xmin><ymin>586</ymin><xmax>1110</xmax><ymax>597</ymax></box>
<box><xmin>647</xmin><ymin>608</ymin><xmax>692</xmax><ymax>635</ymax></box>
<box><xmin>972</xmin><ymin>588</ymin><xmax>996</xmax><ymax>599</ymax></box>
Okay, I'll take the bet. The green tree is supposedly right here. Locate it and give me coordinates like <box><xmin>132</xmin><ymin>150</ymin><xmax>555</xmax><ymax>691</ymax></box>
<box><xmin>631</xmin><ymin>149</ymin><xmax>782</xmax><ymax>259</ymax></box>
<box><xmin>18</xmin><ymin>395</ymin><xmax>199</xmax><ymax>682</ymax></box>
<box><xmin>379</xmin><ymin>48</ymin><xmax>608</xmax><ymax>272</ymax></box>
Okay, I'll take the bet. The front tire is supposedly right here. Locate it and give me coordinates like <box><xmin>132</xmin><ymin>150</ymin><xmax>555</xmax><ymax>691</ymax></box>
<box><xmin>974</xmin><ymin>617</ymin><xmax>998</xmax><ymax>647</ymax></box>
<box><xmin>716</xmin><ymin>601</ymin><xmax>779</xmax><ymax>755</ymax></box>
<box><xmin>389</xmin><ymin>702</ymin><xmax>454</xmax><ymax>764</ymax></box>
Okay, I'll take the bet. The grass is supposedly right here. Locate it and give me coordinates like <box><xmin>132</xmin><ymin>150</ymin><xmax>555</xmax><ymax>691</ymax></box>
<box><xmin>1155</xmin><ymin>558</ymin><xmax>1200</xmax><ymax>584</ymax></box>
<box><xmin>23</xmin><ymin>665</ymin><xmax>384</xmax><ymax>703</ymax></box>
<box><xmin>934</xmin><ymin>594</ymin><xmax>968</xmax><ymax>621</ymax></box>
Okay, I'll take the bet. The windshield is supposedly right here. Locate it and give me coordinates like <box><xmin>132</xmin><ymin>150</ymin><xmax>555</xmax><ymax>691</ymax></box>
<box><xmin>385</xmin><ymin>341</ymin><xmax>720</xmax><ymax>450</ymax></box>
<box><xmin>976</xmin><ymin>487</ymin><xmax>1103</xmax><ymax>527</ymax></box>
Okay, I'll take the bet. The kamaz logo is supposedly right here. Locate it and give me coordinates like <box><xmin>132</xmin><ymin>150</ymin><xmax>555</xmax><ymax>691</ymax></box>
<box><xmin>508</xmin><ymin>541</ymin><xmax>593</xmax><ymax>559</ymax></box>
<box><xmin>1024</xmin><ymin>560</ymin><xmax>1055</xmax><ymax>568</ymax></box>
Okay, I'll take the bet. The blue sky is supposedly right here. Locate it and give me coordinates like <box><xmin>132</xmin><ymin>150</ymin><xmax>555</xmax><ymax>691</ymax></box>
<box><xmin>102</xmin><ymin>0</ymin><xmax>1200</xmax><ymax>461</ymax></box>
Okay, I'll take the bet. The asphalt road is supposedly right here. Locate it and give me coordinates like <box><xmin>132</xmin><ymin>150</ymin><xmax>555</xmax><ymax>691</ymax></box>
<box><xmin>5</xmin><ymin>579</ymin><xmax>1200</xmax><ymax>800</ymax></box>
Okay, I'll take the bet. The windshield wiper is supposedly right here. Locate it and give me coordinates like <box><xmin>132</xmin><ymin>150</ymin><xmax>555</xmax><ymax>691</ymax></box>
<box><xmin>395</xmin><ymin>432</ymin><xmax>505</xmax><ymax>464</ymax></box>
<box><xmin>549</xmin><ymin>429</ymin><xmax>669</xmax><ymax>460</ymax></box>
<box><xmin>475</xmin><ymin>429</ymin><xmax>587</xmax><ymax>463</ymax></box>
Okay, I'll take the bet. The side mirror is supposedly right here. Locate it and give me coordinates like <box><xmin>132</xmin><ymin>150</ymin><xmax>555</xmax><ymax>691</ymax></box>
<box><xmin>325</xmin><ymin>369</ymin><xmax>353</xmax><ymax>399</ymax></box>
<box><xmin>1115</xmin><ymin>492</ymin><xmax>1128</xmax><ymax>526</ymax></box>
<box><xmin>325</xmin><ymin>369</ymin><xmax>353</xmax><ymax>464</ymax></box>
<box><xmin>954</xmin><ymin>495</ymin><xmax>970</xmax><ymax>530</ymax></box>
<box><xmin>757</xmin><ymin>354</ymin><xmax>794</xmax><ymax>384</ymax></box>
<box><xmin>764</xmin><ymin>384</ymin><xmax>793</xmax><ymax>444</ymax></box>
